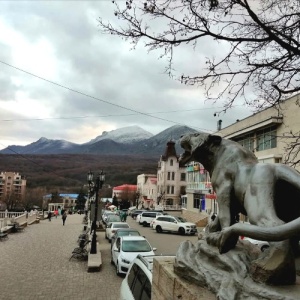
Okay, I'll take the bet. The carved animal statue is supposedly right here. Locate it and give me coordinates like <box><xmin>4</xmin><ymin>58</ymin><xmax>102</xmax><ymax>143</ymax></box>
<box><xmin>180</xmin><ymin>132</ymin><xmax>300</xmax><ymax>285</ymax></box>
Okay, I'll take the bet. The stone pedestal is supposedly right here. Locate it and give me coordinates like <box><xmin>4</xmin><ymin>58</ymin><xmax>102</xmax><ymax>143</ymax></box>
<box><xmin>152</xmin><ymin>257</ymin><xmax>215</xmax><ymax>300</ymax></box>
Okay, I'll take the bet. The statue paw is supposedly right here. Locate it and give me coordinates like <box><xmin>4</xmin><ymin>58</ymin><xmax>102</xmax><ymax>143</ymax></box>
<box><xmin>219</xmin><ymin>227</ymin><xmax>239</xmax><ymax>254</ymax></box>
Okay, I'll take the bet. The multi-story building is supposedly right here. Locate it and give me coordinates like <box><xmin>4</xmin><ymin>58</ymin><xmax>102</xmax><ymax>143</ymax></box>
<box><xmin>0</xmin><ymin>172</ymin><xmax>26</xmax><ymax>210</ymax></box>
<box><xmin>137</xmin><ymin>174</ymin><xmax>157</xmax><ymax>208</ymax></box>
<box><xmin>157</xmin><ymin>140</ymin><xmax>187</xmax><ymax>207</ymax></box>
<box><xmin>181</xmin><ymin>162</ymin><xmax>216</xmax><ymax>226</ymax></box>
<box><xmin>216</xmin><ymin>93</ymin><xmax>300</xmax><ymax>170</ymax></box>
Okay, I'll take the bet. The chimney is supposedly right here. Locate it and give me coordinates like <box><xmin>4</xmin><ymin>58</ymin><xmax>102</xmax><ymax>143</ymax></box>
<box><xmin>217</xmin><ymin>120</ymin><xmax>222</xmax><ymax>131</ymax></box>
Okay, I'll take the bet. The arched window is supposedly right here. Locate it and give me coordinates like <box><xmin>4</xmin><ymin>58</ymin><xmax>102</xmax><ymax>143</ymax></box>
<box><xmin>170</xmin><ymin>159</ymin><xmax>173</xmax><ymax>166</ymax></box>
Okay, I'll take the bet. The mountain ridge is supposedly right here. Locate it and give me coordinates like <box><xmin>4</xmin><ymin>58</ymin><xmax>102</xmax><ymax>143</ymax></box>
<box><xmin>0</xmin><ymin>125</ymin><xmax>199</xmax><ymax>156</ymax></box>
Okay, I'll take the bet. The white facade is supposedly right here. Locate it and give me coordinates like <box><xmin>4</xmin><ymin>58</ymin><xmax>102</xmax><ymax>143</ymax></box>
<box><xmin>156</xmin><ymin>141</ymin><xmax>187</xmax><ymax>206</ymax></box>
<box><xmin>137</xmin><ymin>174</ymin><xmax>157</xmax><ymax>206</ymax></box>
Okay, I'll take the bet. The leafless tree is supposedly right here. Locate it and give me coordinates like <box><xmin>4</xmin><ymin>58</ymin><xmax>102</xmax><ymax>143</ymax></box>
<box><xmin>98</xmin><ymin>0</ymin><xmax>300</xmax><ymax>165</ymax></box>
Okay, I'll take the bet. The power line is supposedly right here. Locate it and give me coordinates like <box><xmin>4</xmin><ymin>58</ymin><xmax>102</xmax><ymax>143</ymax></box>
<box><xmin>0</xmin><ymin>60</ymin><xmax>221</xmax><ymax>132</ymax></box>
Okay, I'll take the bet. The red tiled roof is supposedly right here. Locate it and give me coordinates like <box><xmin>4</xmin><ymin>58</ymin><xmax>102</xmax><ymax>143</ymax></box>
<box><xmin>113</xmin><ymin>184</ymin><xmax>137</xmax><ymax>191</ymax></box>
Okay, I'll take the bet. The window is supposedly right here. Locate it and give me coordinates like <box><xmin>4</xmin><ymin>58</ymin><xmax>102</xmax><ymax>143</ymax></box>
<box><xmin>170</xmin><ymin>159</ymin><xmax>173</xmax><ymax>166</ymax></box>
<box><xmin>193</xmin><ymin>197</ymin><xmax>200</xmax><ymax>209</ymax></box>
<box><xmin>234</xmin><ymin>134</ymin><xmax>255</xmax><ymax>151</ymax></box>
<box><xmin>180</xmin><ymin>173</ymin><xmax>186</xmax><ymax>181</ymax></box>
<box><xmin>167</xmin><ymin>172</ymin><xmax>170</xmax><ymax>180</ymax></box>
<box><xmin>171</xmin><ymin>172</ymin><xmax>175</xmax><ymax>181</ymax></box>
<box><xmin>171</xmin><ymin>186</ymin><xmax>174</xmax><ymax>194</ymax></box>
<box><xmin>127</xmin><ymin>263</ymin><xmax>139</xmax><ymax>288</ymax></box>
<box><xmin>256</xmin><ymin>126</ymin><xmax>277</xmax><ymax>151</ymax></box>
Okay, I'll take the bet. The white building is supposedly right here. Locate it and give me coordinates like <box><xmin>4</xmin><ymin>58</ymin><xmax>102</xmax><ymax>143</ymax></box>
<box><xmin>137</xmin><ymin>174</ymin><xmax>157</xmax><ymax>208</ymax></box>
<box><xmin>157</xmin><ymin>140</ymin><xmax>187</xmax><ymax>208</ymax></box>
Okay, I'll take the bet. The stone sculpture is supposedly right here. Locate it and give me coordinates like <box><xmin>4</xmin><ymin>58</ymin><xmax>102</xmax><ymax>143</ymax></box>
<box><xmin>178</xmin><ymin>132</ymin><xmax>300</xmax><ymax>285</ymax></box>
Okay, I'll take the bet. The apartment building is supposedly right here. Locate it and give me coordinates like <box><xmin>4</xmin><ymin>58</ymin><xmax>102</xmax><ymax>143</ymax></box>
<box><xmin>216</xmin><ymin>93</ymin><xmax>300</xmax><ymax>170</ymax></box>
<box><xmin>0</xmin><ymin>171</ymin><xmax>26</xmax><ymax>209</ymax></box>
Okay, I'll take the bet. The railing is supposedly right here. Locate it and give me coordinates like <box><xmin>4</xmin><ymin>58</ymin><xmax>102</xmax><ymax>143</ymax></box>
<box><xmin>163</xmin><ymin>205</ymin><xmax>182</xmax><ymax>210</ymax></box>
<box><xmin>0</xmin><ymin>210</ymin><xmax>39</xmax><ymax>231</ymax></box>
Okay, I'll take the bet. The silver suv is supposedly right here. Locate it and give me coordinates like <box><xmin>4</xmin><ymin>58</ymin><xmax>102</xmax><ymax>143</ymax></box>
<box><xmin>152</xmin><ymin>215</ymin><xmax>197</xmax><ymax>235</ymax></box>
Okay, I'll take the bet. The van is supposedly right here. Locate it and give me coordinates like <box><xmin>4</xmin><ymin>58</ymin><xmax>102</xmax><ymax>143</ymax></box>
<box><xmin>139</xmin><ymin>211</ymin><xmax>163</xmax><ymax>227</ymax></box>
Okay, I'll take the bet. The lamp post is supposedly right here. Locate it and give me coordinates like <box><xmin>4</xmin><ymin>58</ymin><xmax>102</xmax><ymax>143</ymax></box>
<box><xmin>87</xmin><ymin>170</ymin><xmax>105</xmax><ymax>254</ymax></box>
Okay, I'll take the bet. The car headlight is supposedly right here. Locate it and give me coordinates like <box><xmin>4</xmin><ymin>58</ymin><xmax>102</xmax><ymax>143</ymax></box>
<box><xmin>121</xmin><ymin>257</ymin><xmax>130</xmax><ymax>264</ymax></box>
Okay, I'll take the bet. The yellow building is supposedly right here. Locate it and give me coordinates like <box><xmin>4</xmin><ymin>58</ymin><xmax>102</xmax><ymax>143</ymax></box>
<box><xmin>216</xmin><ymin>93</ymin><xmax>300</xmax><ymax>170</ymax></box>
<box><xmin>0</xmin><ymin>171</ymin><xmax>26</xmax><ymax>210</ymax></box>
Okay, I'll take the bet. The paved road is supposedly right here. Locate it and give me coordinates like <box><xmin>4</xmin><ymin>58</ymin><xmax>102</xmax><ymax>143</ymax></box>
<box><xmin>0</xmin><ymin>214</ymin><xmax>123</xmax><ymax>300</ymax></box>
<box><xmin>123</xmin><ymin>214</ymin><xmax>199</xmax><ymax>256</ymax></box>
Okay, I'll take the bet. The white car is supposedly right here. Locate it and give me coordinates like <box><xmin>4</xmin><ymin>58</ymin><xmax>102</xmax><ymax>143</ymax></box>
<box><xmin>240</xmin><ymin>236</ymin><xmax>269</xmax><ymax>252</ymax></box>
<box><xmin>152</xmin><ymin>215</ymin><xmax>197</xmax><ymax>235</ymax></box>
<box><xmin>119</xmin><ymin>255</ymin><xmax>154</xmax><ymax>300</ymax></box>
<box><xmin>105</xmin><ymin>222</ymin><xmax>130</xmax><ymax>242</ymax></box>
<box><xmin>111</xmin><ymin>236</ymin><xmax>157</xmax><ymax>275</ymax></box>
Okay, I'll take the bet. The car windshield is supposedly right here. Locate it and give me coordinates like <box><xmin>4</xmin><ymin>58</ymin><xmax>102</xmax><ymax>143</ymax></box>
<box><xmin>122</xmin><ymin>240</ymin><xmax>152</xmax><ymax>252</ymax></box>
<box><xmin>113</xmin><ymin>224</ymin><xmax>130</xmax><ymax>229</ymax></box>
<box><xmin>174</xmin><ymin>216</ymin><xmax>186</xmax><ymax>223</ymax></box>
<box><xmin>118</xmin><ymin>231</ymin><xmax>140</xmax><ymax>237</ymax></box>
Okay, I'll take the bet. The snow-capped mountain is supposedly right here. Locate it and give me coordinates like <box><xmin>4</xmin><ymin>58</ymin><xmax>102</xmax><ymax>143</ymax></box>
<box><xmin>0</xmin><ymin>125</ymin><xmax>198</xmax><ymax>155</ymax></box>
<box><xmin>86</xmin><ymin>125</ymin><xmax>153</xmax><ymax>144</ymax></box>
<box><xmin>1</xmin><ymin>137</ymin><xmax>80</xmax><ymax>154</ymax></box>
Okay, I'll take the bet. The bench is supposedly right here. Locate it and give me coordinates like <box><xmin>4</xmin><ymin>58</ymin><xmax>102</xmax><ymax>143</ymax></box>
<box><xmin>0</xmin><ymin>231</ymin><xmax>8</xmax><ymax>240</ymax></box>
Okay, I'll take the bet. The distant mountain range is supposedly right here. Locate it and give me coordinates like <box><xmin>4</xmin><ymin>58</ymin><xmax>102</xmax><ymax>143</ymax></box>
<box><xmin>1</xmin><ymin>125</ymin><xmax>199</xmax><ymax>156</ymax></box>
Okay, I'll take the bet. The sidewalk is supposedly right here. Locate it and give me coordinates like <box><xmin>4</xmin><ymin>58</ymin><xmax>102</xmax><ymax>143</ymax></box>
<box><xmin>0</xmin><ymin>214</ymin><xmax>123</xmax><ymax>300</ymax></box>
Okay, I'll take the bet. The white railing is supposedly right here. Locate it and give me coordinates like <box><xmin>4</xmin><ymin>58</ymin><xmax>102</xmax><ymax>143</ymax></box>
<box><xmin>163</xmin><ymin>205</ymin><xmax>182</xmax><ymax>210</ymax></box>
<box><xmin>0</xmin><ymin>210</ymin><xmax>39</xmax><ymax>231</ymax></box>
<box><xmin>0</xmin><ymin>211</ymin><xmax>24</xmax><ymax>219</ymax></box>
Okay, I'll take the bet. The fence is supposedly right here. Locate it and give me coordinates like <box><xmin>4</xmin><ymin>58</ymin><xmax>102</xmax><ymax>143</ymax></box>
<box><xmin>0</xmin><ymin>210</ymin><xmax>39</xmax><ymax>231</ymax></box>
<box><xmin>163</xmin><ymin>205</ymin><xmax>182</xmax><ymax>211</ymax></box>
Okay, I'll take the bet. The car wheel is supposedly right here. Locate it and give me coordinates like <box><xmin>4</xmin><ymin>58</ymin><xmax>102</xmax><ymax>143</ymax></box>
<box><xmin>261</xmin><ymin>245</ymin><xmax>269</xmax><ymax>252</ymax></box>
<box><xmin>156</xmin><ymin>226</ymin><xmax>162</xmax><ymax>233</ymax></box>
<box><xmin>179</xmin><ymin>227</ymin><xmax>185</xmax><ymax>235</ymax></box>
<box><xmin>111</xmin><ymin>257</ymin><xmax>114</xmax><ymax>265</ymax></box>
<box><xmin>116</xmin><ymin>262</ymin><xmax>121</xmax><ymax>276</ymax></box>
<box><xmin>143</xmin><ymin>221</ymin><xmax>148</xmax><ymax>227</ymax></box>
<box><xmin>108</xmin><ymin>238</ymin><xmax>111</xmax><ymax>243</ymax></box>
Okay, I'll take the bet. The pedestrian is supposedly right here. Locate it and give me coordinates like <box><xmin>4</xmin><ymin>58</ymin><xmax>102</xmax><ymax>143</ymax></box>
<box><xmin>123</xmin><ymin>211</ymin><xmax>127</xmax><ymax>222</ymax></box>
<box><xmin>54</xmin><ymin>209</ymin><xmax>58</xmax><ymax>218</ymax></box>
<box><xmin>62</xmin><ymin>211</ymin><xmax>67</xmax><ymax>226</ymax></box>
<box><xmin>48</xmin><ymin>211</ymin><xmax>52</xmax><ymax>222</ymax></box>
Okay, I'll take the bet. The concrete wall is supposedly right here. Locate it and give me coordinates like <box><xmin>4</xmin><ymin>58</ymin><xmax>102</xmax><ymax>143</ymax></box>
<box><xmin>152</xmin><ymin>256</ymin><xmax>215</xmax><ymax>300</ymax></box>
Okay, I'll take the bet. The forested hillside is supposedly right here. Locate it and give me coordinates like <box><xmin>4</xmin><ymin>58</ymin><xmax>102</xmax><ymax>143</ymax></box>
<box><xmin>0</xmin><ymin>154</ymin><xmax>158</xmax><ymax>191</ymax></box>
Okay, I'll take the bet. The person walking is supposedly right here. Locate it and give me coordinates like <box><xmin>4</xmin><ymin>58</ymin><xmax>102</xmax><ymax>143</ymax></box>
<box><xmin>47</xmin><ymin>211</ymin><xmax>52</xmax><ymax>222</ymax></box>
<box><xmin>62</xmin><ymin>211</ymin><xmax>67</xmax><ymax>226</ymax></box>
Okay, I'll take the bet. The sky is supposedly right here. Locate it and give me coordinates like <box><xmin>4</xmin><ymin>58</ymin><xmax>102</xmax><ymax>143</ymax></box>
<box><xmin>0</xmin><ymin>0</ymin><xmax>253</xmax><ymax>150</ymax></box>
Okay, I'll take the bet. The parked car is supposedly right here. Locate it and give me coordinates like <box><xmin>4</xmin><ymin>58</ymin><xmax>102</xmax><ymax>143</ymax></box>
<box><xmin>240</xmin><ymin>236</ymin><xmax>270</xmax><ymax>252</ymax></box>
<box><xmin>111</xmin><ymin>236</ymin><xmax>157</xmax><ymax>275</ymax></box>
<box><xmin>128</xmin><ymin>206</ymin><xmax>137</xmax><ymax>216</ymax></box>
<box><xmin>131</xmin><ymin>210</ymin><xmax>145</xmax><ymax>220</ymax></box>
<box><xmin>111</xmin><ymin>228</ymin><xmax>141</xmax><ymax>249</ymax></box>
<box><xmin>152</xmin><ymin>215</ymin><xmax>197</xmax><ymax>235</ymax></box>
<box><xmin>138</xmin><ymin>211</ymin><xmax>163</xmax><ymax>227</ymax></box>
<box><xmin>102</xmin><ymin>211</ymin><xmax>117</xmax><ymax>224</ymax></box>
<box><xmin>106</xmin><ymin>214</ymin><xmax>122</xmax><ymax>225</ymax></box>
<box><xmin>119</xmin><ymin>255</ymin><xmax>156</xmax><ymax>300</ymax></box>
<box><xmin>105</xmin><ymin>222</ymin><xmax>130</xmax><ymax>242</ymax></box>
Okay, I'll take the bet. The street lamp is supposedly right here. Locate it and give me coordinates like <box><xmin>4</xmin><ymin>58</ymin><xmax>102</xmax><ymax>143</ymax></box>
<box><xmin>87</xmin><ymin>170</ymin><xmax>105</xmax><ymax>254</ymax></box>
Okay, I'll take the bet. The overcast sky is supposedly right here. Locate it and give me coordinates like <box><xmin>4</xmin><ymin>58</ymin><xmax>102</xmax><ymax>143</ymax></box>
<box><xmin>0</xmin><ymin>1</ymin><xmax>252</xmax><ymax>150</ymax></box>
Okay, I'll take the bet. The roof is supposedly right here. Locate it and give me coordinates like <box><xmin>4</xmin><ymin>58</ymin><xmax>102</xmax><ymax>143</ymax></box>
<box><xmin>121</xmin><ymin>236</ymin><xmax>147</xmax><ymax>241</ymax></box>
<box><xmin>43</xmin><ymin>193</ymin><xmax>79</xmax><ymax>199</ymax></box>
<box><xmin>113</xmin><ymin>184</ymin><xmax>137</xmax><ymax>191</ymax></box>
